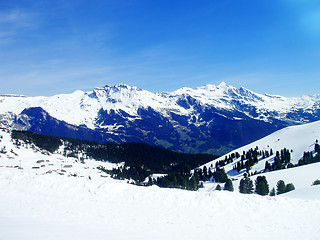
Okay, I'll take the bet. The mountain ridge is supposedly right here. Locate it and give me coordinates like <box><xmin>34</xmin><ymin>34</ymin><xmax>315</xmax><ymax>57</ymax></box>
<box><xmin>1</xmin><ymin>82</ymin><xmax>320</xmax><ymax>154</ymax></box>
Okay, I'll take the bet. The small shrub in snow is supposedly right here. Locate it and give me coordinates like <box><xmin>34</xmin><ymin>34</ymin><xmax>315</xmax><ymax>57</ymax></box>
<box><xmin>276</xmin><ymin>180</ymin><xmax>295</xmax><ymax>194</ymax></box>
<box><xmin>269</xmin><ymin>187</ymin><xmax>276</xmax><ymax>196</ymax></box>
<box><xmin>285</xmin><ymin>183</ymin><xmax>295</xmax><ymax>193</ymax></box>
<box><xmin>312</xmin><ymin>179</ymin><xmax>320</xmax><ymax>186</ymax></box>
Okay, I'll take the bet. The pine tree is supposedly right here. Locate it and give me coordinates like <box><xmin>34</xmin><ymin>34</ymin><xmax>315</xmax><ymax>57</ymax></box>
<box><xmin>190</xmin><ymin>176</ymin><xmax>198</xmax><ymax>191</ymax></box>
<box><xmin>274</xmin><ymin>156</ymin><xmax>282</xmax><ymax>170</ymax></box>
<box><xmin>224</xmin><ymin>179</ymin><xmax>234</xmax><ymax>192</ymax></box>
<box><xmin>203</xmin><ymin>166</ymin><xmax>208</xmax><ymax>181</ymax></box>
<box><xmin>213</xmin><ymin>167</ymin><xmax>228</xmax><ymax>183</ymax></box>
<box><xmin>255</xmin><ymin>176</ymin><xmax>269</xmax><ymax>196</ymax></box>
<box><xmin>236</xmin><ymin>162</ymin><xmax>241</xmax><ymax>172</ymax></box>
<box><xmin>269</xmin><ymin>187</ymin><xmax>276</xmax><ymax>196</ymax></box>
<box><xmin>276</xmin><ymin>180</ymin><xmax>286</xmax><ymax>195</ymax></box>
<box><xmin>239</xmin><ymin>177</ymin><xmax>254</xmax><ymax>194</ymax></box>
<box><xmin>265</xmin><ymin>150</ymin><xmax>269</xmax><ymax>158</ymax></box>
<box><xmin>147</xmin><ymin>177</ymin><xmax>153</xmax><ymax>186</ymax></box>
<box><xmin>216</xmin><ymin>184</ymin><xmax>222</xmax><ymax>191</ymax></box>
<box><xmin>315</xmin><ymin>141</ymin><xmax>320</xmax><ymax>154</ymax></box>
<box><xmin>285</xmin><ymin>183</ymin><xmax>295</xmax><ymax>193</ymax></box>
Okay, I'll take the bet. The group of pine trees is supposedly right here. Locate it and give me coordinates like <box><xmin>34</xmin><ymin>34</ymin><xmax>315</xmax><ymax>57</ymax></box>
<box><xmin>264</xmin><ymin>148</ymin><xmax>292</xmax><ymax>171</ymax></box>
<box><xmin>227</xmin><ymin>141</ymin><xmax>320</xmax><ymax>175</ymax></box>
<box><xmin>237</xmin><ymin>175</ymin><xmax>268</xmax><ymax>195</ymax></box>
<box><xmin>238</xmin><ymin>175</ymin><xmax>295</xmax><ymax>196</ymax></box>
<box><xmin>11</xmin><ymin>130</ymin><xmax>216</xmax><ymax>183</ymax></box>
<box><xmin>272</xmin><ymin>180</ymin><xmax>295</xmax><ymax>195</ymax></box>
<box><xmin>11</xmin><ymin>129</ymin><xmax>315</xmax><ymax>195</ymax></box>
<box><xmin>227</xmin><ymin>147</ymin><xmax>277</xmax><ymax>174</ymax></box>
<box><xmin>298</xmin><ymin>141</ymin><xmax>320</xmax><ymax>166</ymax></box>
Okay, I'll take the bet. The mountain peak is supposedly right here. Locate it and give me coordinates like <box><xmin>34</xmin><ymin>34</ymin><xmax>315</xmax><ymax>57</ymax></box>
<box><xmin>103</xmin><ymin>83</ymin><xmax>131</xmax><ymax>90</ymax></box>
<box><xmin>217</xmin><ymin>81</ymin><xmax>228</xmax><ymax>89</ymax></box>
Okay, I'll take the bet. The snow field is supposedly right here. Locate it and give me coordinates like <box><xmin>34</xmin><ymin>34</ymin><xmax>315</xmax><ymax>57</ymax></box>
<box><xmin>1</xmin><ymin>167</ymin><xmax>320</xmax><ymax>240</ymax></box>
<box><xmin>1</xmin><ymin>122</ymin><xmax>320</xmax><ymax>239</ymax></box>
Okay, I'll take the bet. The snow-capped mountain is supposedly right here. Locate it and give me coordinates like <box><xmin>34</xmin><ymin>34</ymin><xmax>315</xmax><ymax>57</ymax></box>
<box><xmin>1</xmin><ymin>82</ymin><xmax>320</xmax><ymax>154</ymax></box>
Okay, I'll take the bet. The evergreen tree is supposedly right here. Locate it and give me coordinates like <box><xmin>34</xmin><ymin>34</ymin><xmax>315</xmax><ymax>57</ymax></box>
<box><xmin>285</xmin><ymin>183</ymin><xmax>295</xmax><ymax>193</ymax></box>
<box><xmin>147</xmin><ymin>177</ymin><xmax>153</xmax><ymax>186</ymax></box>
<box><xmin>255</xmin><ymin>176</ymin><xmax>269</xmax><ymax>196</ymax></box>
<box><xmin>239</xmin><ymin>177</ymin><xmax>254</xmax><ymax>194</ymax></box>
<box><xmin>190</xmin><ymin>175</ymin><xmax>198</xmax><ymax>191</ymax></box>
<box><xmin>276</xmin><ymin>180</ymin><xmax>286</xmax><ymax>195</ymax></box>
<box><xmin>213</xmin><ymin>167</ymin><xmax>228</xmax><ymax>183</ymax></box>
<box><xmin>264</xmin><ymin>161</ymin><xmax>271</xmax><ymax>172</ymax></box>
<box><xmin>224</xmin><ymin>179</ymin><xmax>234</xmax><ymax>192</ymax></box>
<box><xmin>265</xmin><ymin>150</ymin><xmax>269</xmax><ymax>158</ymax></box>
<box><xmin>203</xmin><ymin>166</ymin><xmax>208</xmax><ymax>181</ymax></box>
<box><xmin>208</xmin><ymin>168</ymin><xmax>213</xmax><ymax>180</ymax></box>
<box><xmin>236</xmin><ymin>162</ymin><xmax>241</xmax><ymax>172</ymax></box>
<box><xmin>245</xmin><ymin>161</ymin><xmax>251</xmax><ymax>173</ymax></box>
<box><xmin>315</xmin><ymin>141</ymin><xmax>320</xmax><ymax>154</ymax></box>
<box><xmin>216</xmin><ymin>184</ymin><xmax>222</xmax><ymax>191</ymax></box>
<box><xmin>274</xmin><ymin>156</ymin><xmax>282</xmax><ymax>170</ymax></box>
<box><xmin>269</xmin><ymin>187</ymin><xmax>276</xmax><ymax>196</ymax></box>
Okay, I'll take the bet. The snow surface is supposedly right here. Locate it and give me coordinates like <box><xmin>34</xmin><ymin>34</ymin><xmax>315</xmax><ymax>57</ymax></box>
<box><xmin>1</xmin><ymin>123</ymin><xmax>320</xmax><ymax>239</ymax></box>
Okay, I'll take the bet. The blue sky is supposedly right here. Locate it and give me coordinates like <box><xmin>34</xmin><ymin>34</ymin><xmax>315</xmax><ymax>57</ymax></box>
<box><xmin>0</xmin><ymin>0</ymin><xmax>320</xmax><ymax>97</ymax></box>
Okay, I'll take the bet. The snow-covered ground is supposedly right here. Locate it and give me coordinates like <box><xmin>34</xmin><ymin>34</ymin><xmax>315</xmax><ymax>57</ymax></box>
<box><xmin>1</xmin><ymin>125</ymin><xmax>320</xmax><ymax>239</ymax></box>
<box><xmin>1</xmin><ymin>167</ymin><xmax>320</xmax><ymax>240</ymax></box>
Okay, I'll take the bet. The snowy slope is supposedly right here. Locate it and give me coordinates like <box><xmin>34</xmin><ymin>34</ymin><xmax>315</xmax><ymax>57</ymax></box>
<box><xmin>200</xmin><ymin>120</ymin><xmax>320</xmax><ymax>198</ymax></box>
<box><xmin>0</xmin><ymin>128</ymin><xmax>117</xmax><ymax>178</ymax></box>
<box><xmin>203</xmin><ymin>119</ymin><xmax>320</xmax><ymax>168</ymax></box>
<box><xmin>0</xmin><ymin>127</ymin><xmax>320</xmax><ymax>239</ymax></box>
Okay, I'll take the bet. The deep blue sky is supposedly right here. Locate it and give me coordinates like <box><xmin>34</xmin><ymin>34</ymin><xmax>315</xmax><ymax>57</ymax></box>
<box><xmin>1</xmin><ymin>0</ymin><xmax>320</xmax><ymax>96</ymax></box>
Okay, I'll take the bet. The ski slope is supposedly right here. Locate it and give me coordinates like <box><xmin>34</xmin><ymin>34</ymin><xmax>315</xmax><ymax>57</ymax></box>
<box><xmin>1</xmin><ymin>127</ymin><xmax>320</xmax><ymax>239</ymax></box>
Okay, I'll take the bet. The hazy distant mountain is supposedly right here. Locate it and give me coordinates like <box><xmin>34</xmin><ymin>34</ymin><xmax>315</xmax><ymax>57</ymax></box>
<box><xmin>1</xmin><ymin>82</ymin><xmax>320</xmax><ymax>154</ymax></box>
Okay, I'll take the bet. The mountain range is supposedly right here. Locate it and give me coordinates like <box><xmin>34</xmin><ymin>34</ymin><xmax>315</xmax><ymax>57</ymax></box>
<box><xmin>1</xmin><ymin>82</ymin><xmax>320</xmax><ymax>155</ymax></box>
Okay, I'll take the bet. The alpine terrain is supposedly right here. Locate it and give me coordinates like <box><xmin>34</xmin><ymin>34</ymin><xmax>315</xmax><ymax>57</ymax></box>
<box><xmin>1</xmin><ymin>119</ymin><xmax>320</xmax><ymax>239</ymax></box>
<box><xmin>1</xmin><ymin>82</ymin><xmax>320</xmax><ymax>155</ymax></box>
